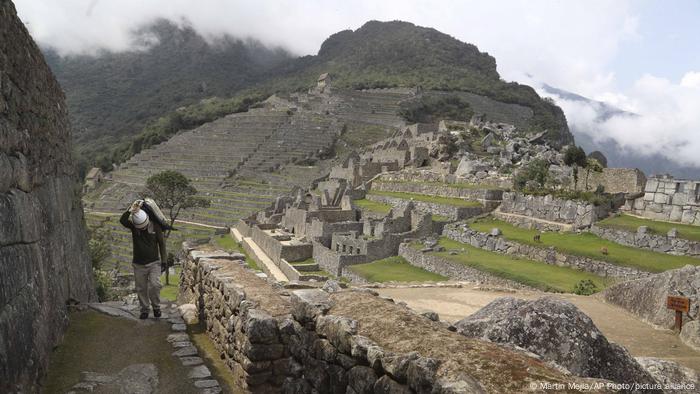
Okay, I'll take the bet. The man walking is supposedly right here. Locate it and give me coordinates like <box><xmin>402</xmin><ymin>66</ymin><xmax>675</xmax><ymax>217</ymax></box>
<box><xmin>120</xmin><ymin>200</ymin><xmax>167</xmax><ymax>319</ymax></box>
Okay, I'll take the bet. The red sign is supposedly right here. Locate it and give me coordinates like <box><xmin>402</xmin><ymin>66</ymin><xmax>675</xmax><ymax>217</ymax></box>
<box><xmin>667</xmin><ymin>296</ymin><xmax>690</xmax><ymax>313</ymax></box>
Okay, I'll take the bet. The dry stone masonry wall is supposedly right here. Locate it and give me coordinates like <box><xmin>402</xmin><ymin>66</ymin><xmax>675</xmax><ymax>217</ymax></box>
<box><xmin>179</xmin><ymin>246</ymin><xmax>591</xmax><ymax>393</ymax></box>
<box><xmin>498</xmin><ymin>192</ymin><xmax>611</xmax><ymax>230</ymax></box>
<box><xmin>591</xmin><ymin>225</ymin><xmax>700</xmax><ymax>257</ymax></box>
<box><xmin>1</xmin><ymin>3</ymin><xmax>95</xmax><ymax>391</ymax></box>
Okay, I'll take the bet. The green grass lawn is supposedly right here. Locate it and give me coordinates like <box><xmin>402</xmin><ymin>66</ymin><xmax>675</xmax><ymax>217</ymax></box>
<box><xmin>432</xmin><ymin>214</ymin><xmax>451</xmax><ymax>222</ymax></box>
<box><xmin>212</xmin><ymin>234</ymin><xmax>260</xmax><ymax>271</ymax></box>
<box><xmin>160</xmin><ymin>267</ymin><xmax>180</xmax><ymax>301</ymax></box>
<box><xmin>470</xmin><ymin>218</ymin><xmax>700</xmax><ymax>273</ymax></box>
<box><xmin>424</xmin><ymin>238</ymin><xmax>611</xmax><ymax>293</ymax></box>
<box><xmin>368</xmin><ymin>190</ymin><xmax>482</xmax><ymax>208</ymax></box>
<box><xmin>353</xmin><ymin>199</ymin><xmax>392</xmax><ymax>215</ymax></box>
<box><xmin>348</xmin><ymin>256</ymin><xmax>447</xmax><ymax>283</ymax></box>
<box><xmin>597</xmin><ymin>214</ymin><xmax>700</xmax><ymax>242</ymax></box>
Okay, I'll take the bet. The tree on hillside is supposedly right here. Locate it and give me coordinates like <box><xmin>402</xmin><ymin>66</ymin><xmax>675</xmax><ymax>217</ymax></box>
<box><xmin>563</xmin><ymin>145</ymin><xmax>587</xmax><ymax>190</ymax></box>
<box><xmin>145</xmin><ymin>171</ymin><xmax>210</xmax><ymax>284</ymax></box>
<box><xmin>145</xmin><ymin>170</ymin><xmax>211</xmax><ymax>236</ymax></box>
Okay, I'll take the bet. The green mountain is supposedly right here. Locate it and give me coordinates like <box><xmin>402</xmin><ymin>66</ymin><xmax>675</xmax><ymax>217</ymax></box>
<box><xmin>46</xmin><ymin>20</ymin><xmax>572</xmax><ymax>174</ymax></box>
<box><xmin>44</xmin><ymin>19</ymin><xmax>292</xmax><ymax>173</ymax></box>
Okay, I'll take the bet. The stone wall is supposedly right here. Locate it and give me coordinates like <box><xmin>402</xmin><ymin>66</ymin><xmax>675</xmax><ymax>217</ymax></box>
<box><xmin>624</xmin><ymin>176</ymin><xmax>700</xmax><ymax>225</ymax></box>
<box><xmin>366</xmin><ymin>194</ymin><xmax>484</xmax><ymax>221</ymax></box>
<box><xmin>251</xmin><ymin>226</ymin><xmax>313</xmax><ymax>263</ymax></box>
<box><xmin>0</xmin><ymin>3</ymin><xmax>96</xmax><ymax>391</ymax></box>
<box><xmin>398</xmin><ymin>244</ymin><xmax>533</xmax><ymax>289</ymax></box>
<box><xmin>498</xmin><ymin>192</ymin><xmax>611</xmax><ymax>229</ymax></box>
<box><xmin>312</xmin><ymin>241</ymin><xmax>368</xmax><ymax>276</ymax></box>
<box><xmin>179</xmin><ymin>248</ymin><xmax>481</xmax><ymax>392</ymax></box>
<box><xmin>590</xmin><ymin>225</ymin><xmax>700</xmax><ymax>257</ymax></box>
<box><xmin>443</xmin><ymin>224</ymin><xmax>649</xmax><ymax>280</ymax></box>
<box><xmin>582</xmin><ymin>168</ymin><xmax>646</xmax><ymax>194</ymax></box>
<box><xmin>371</xmin><ymin>179</ymin><xmax>504</xmax><ymax>209</ymax></box>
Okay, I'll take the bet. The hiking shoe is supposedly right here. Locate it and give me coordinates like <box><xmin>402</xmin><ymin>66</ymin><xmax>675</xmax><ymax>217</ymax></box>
<box><xmin>153</xmin><ymin>308</ymin><xmax>162</xmax><ymax>318</ymax></box>
<box><xmin>139</xmin><ymin>312</ymin><xmax>149</xmax><ymax>320</ymax></box>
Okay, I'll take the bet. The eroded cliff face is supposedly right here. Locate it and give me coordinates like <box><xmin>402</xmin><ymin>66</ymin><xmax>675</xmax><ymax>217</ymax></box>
<box><xmin>0</xmin><ymin>2</ymin><xmax>96</xmax><ymax>392</ymax></box>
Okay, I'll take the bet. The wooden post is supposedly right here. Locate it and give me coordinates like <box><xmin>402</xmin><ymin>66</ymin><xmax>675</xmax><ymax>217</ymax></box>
<box><xmin>666</xmin><ymin>295</ymin><xmax>690</xmax><ymax>332</ymax></box>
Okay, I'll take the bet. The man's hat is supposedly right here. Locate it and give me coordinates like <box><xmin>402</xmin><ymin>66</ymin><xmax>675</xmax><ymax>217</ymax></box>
<box><xmin>131</xmin><ymin>209</ymin><xmax>150</xmax><ymax>230</ymax></box>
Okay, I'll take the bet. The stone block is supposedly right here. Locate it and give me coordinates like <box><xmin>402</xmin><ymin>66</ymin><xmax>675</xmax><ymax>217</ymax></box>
<box><xmin>291</xmin><ymin>289</ymin><xmax>332</xmax><ymax>324</ymax></box>
<box><xmin>348</xmin><ymin>366</ymin><xmax>378</xmax><ymax>394</ymax></box>
<box><xmin>316</xmin><ymin>314</ymin><xmax>358</xmax><ymax>354</ymax></box>
<box><xmin>245</xmin><ymin>309</ymin><xmax>279</xmax><ymax>344</ymax></box>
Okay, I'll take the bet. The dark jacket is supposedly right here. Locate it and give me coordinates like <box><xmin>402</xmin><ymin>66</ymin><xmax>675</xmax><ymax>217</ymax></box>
<box><xmin>120</xmin><ymin>210</ymin><xmax>167</xmax><ymax>265</ymax></box>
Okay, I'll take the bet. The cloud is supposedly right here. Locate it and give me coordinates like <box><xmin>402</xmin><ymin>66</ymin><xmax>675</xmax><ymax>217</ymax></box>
<box><xmin>15</xmin><ymin>0</ymin><xmax>700</xmax><ymax>170</ymax></box>
<box><xmin>542</xmin><ymin>72</ymin><xmax>700</xmax><ymax>168</ymax></box>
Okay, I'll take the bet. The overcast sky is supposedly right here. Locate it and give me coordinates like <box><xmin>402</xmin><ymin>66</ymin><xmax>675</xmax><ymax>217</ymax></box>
<box><xmin>14</xmin><ymin>0</ymin><xmax>700</xmax><ymax>169</ymax></box>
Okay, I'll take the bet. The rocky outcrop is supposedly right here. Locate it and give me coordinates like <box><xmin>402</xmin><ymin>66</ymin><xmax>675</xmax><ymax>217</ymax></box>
<box><xmin>602</xmin><ymin>265</ymin><xmax>700</xmax><ymax>330</ymax></box>
<box><xmin>0</xmin><ymin>2</ymin><xmax>95</xmax><ymax>392</ymax></box>
<box><xmin>635</xmin><ymin>358</ymin><xmax>699</xmax><ymax>394</ymax></box>
<box><xmin>454</xmin><ymin>297</ymin><xmax>658</xmax><ymax>387</ymax></box>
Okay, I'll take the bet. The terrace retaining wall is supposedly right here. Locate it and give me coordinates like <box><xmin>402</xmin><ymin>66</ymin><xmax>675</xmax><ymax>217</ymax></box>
<box><xmin>590</xmin><ymin>225</ymin><xmax>700</xmax><ymax>257</ymax></box>
<box><xmin>498</xmin><ymin>192</ymin><xmax>611</xmax><ymax>230</ymax></box>
<box><xmin>370</xmin><ymin>179</ymin><xmax>504</xmax><ymax>210</ymax></box>
<box><xmin>366</xmin><ymin>194</ymin><xmax>484</xmax><ymax>221</ymax></box>
<box><xmin>443</xmin><ymin>224</ymin><xmax>649</xmax><ymax>281</ymax></box>
<box><xmin>398</xmin><ymin>243</ymin><xmax>533</xmax><ymax>290</ymax></box>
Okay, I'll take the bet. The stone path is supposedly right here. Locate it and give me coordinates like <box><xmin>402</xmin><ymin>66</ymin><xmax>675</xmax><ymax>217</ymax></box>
<box><xmin>60</xmin><ymin>301</ymin><xmax>224</xmax><ymax>393</ymax></box>
<box><xmin>377</xmin><ymin>285</ymin><xmax>700</xmax><ymax>373</ymax></box>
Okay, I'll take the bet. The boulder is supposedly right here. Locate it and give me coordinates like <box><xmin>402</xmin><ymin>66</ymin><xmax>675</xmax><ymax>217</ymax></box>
<box><xmin>322</xmin><ymin>279</ymin><xmax>342</xmax><ymax>293</ymax></box>
<box><xmin>454</xmin><ymin>297</ymin><xmax>657</xmax><ymax>385</ymax></box>
<box><xmin>636</xmin><ymin>357</ymin><xmax>699</xmax><ymax>394</ymax></box>
<box><xmin>177</xmin><ymin>303</ymin><xmax>199</xmax><ymax>325</ymax></box>
<box><xmin>679</xmin><ymin>320</ymin><xmax>700</xmax><ymax>352</ymax></box>
<box><xmin>489</xmin><ymin>228</ymin><xmax>502</xmax><ymax>237</ymax></box>
<box><xmin>602</xmin><ymin>265</ymin><xmax>700</xmax><ymax>328</ymax></box>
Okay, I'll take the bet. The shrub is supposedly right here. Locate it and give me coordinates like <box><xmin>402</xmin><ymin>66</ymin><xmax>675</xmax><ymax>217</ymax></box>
<box><xmin>573</xmin><ymin>279</ymin><xmax>598</xmax><ymax>295</ymax></box>
<box><xmin>514</xmin><ymin>159</ymin><xmax>551</xmax><ymax>190</ymax></box>
<box><xmin>563</xmin><ymin>145</ymin><xmax>587</xmax><ymax>167</ymax></box>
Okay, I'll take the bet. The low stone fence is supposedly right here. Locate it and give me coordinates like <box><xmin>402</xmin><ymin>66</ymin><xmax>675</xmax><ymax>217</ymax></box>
<box><xmin>443</xmin><ymin>223</ymin><xmax>649</xmax><ymax>281</ymax></box>
<box><xmin>499</xmin><ymin>192</ymin><xmax>610</xmax><ymax>229</ymax></box>
<box><xmin>590</xmin><ymin>225</ymin><xmax>700</xmax><ymax>257</ymax></box>
<box><xmin>366</xmin><ymin>194</ymin><xmax>484</xmax><ymax>221</ymax></box>
<box><xmin>371</xmin><ymin>179</ymin><xmax>503</xmax><ymax>210</ymax></box>
<box><xmin>398</xmin><ymin>243</ymin><xmax>533</xmax><ymax>289</ymax></box>
<box><xmin>179</xmin><ymin>247</ymin><xmax>483</xmax><ymax>392</ymax></box>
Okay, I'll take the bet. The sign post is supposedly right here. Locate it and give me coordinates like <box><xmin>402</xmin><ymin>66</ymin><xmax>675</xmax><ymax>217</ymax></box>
<box><xmin>666</xmin><ymin>295</ymin><xmax>690</xmax><ymax>331</ymax></box>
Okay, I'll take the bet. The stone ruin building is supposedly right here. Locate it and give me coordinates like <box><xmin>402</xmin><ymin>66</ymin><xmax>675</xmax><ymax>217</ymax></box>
<box><xmin>235</xmin><ymin>179</ymin><xmax>434</xmax><ymax>279</ymax></box>
<box><xmin>624</xmin><ymin>175</ymin><xmax>700</xmax><ymax>225</ymax></box>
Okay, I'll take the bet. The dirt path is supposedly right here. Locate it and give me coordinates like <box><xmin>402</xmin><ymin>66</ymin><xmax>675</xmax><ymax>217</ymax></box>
<box><xmin>377</xmin><ymin>286</ymin><xmax>700</xmax><ymax>372</ymax></box>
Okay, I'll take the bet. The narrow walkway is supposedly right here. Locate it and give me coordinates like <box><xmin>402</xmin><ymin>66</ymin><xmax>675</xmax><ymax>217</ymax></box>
<box><xmin>44</xmin><ymin>304</ymin><xmax>232</xmax><ymax>393</ymax></box>
<box><xmin>241</xmin><ymin>236</ymin><xmax>289</xmax><ymax>282</ymax></box>
<box><xmin>377</xmin><ymin>285</ymin><xmax>700</xmax><ymax>373</ymax></box>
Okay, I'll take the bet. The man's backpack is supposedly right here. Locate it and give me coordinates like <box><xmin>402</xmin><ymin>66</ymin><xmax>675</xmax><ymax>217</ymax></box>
<box><xmin>140</xmin><ymin>198</ymin><xmax>174</xmax><ymax>231</ymax></box>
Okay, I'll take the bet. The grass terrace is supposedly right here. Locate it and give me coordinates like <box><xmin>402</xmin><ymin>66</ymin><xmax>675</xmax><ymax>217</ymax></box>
<box><xmin>368</xmin><ymin>190</ymin><xmax>482</xmax><ymax>208</ymax></box>
<box><xmin>353</xmin><ymin>199</ymin><xmax>392</xmax><ymax>215</ymax></box>
<box><xmin>374</xmin><ymin>179</ymin><xmax>505</xmax><ymax>190</ymax></box>
<box><xmin>212</xmin><ymin>234</ymin><xmax>260</xmax><ymax>271</ymax></box>
<box><xmin>470</xmin><ymin>218</ymin><xmax>700</xmax><ymax>273</ymax></box>
<box><xmin>160</xmin><ymin>267</ymin><xmax>180</xmax><ymax>302</ymax></box>
<box><xmin>415</xmin><ymin>238</ymin><xmax>611</xmax><ymax>293</ymax></box>
<box><xmin>597</xmin><ymin>214</ymin><xmax>700</xmax><ymax>242</ymax></box>
<box><xmin>348</xmin><ymin>256</ymin><xmax>447</xmax><ymax>283</ymax></box>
